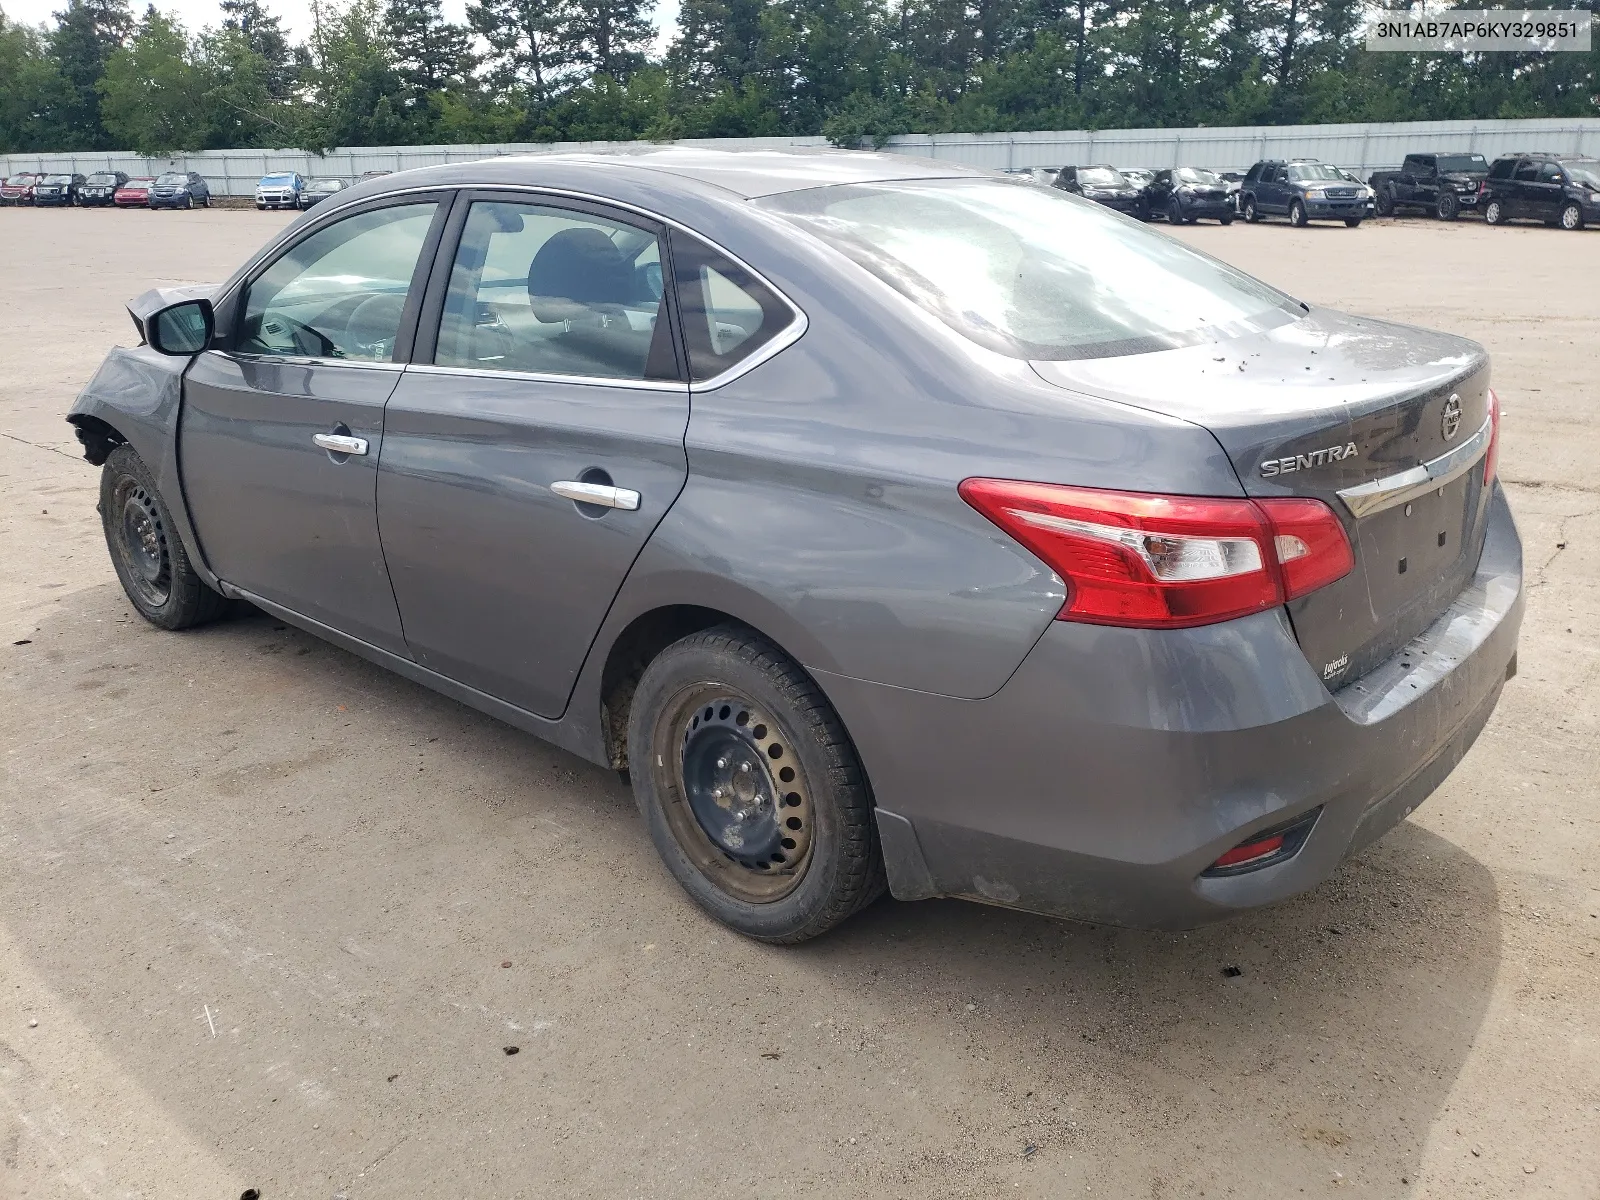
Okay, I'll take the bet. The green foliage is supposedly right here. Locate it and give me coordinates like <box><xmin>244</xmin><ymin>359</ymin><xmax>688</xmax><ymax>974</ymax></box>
<box><xmin>0</xmin><ymin>0</ymin><xmax>1595</xmax><ymax>157</ymax></box>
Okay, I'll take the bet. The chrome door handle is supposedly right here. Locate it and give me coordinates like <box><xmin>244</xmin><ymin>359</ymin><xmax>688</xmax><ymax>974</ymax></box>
<box><xmin>313</xmin><ymin>432</ymin><xmax>368</xmax><ymax>456</ymax></box>
<box><xmin>551</xmin><ymin>480</ymin><xmax>640</xmax><ymax>511</ymax></box>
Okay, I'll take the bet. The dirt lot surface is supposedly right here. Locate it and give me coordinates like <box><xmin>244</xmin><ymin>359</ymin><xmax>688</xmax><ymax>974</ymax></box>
<box><xmin>1</xmin><ymin>205</ymin><xmax>1596</xmax><ymax>1200</ymax></box>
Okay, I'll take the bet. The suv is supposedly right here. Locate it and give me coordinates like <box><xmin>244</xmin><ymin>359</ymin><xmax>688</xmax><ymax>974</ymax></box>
<box><xmin>1481</xmin><ymin>153</ymin><xmax>1600</xmax><ymax>230</ymax></box>
<box><xmin>32</xmin><ymin>173</ymin><xmax>86</xmax><ymax>206</ymax></box>
<box><xmin>1369</xmin><ymin>153</ymin><xmax>1490</xmax><ymax>220</ymax></box>
<box><xmin>1239</xmin><ymin>159</ymin><xmax>1369</xmax><ymax>227</ymax></box>
<box><xmin>255</xmin><ymin>172</ymin><xmax>305</xmax><ymax>209</ymax></box>
<box><xmin>78</xmin><ymin>171</ymin><xmax>130</xmax><ymax>207</ymax></box>
<box><xmin>1051</xmin><ymin>164</ymin><xmax>1142</xmax><ymax>214</ymax></box>
<box><xmin>149</xmin><ymin>171</ymin><xmax>212</xmax><ymax>210</ymax></box>
<box><xmin>1140</xmin><ymin>167</ymin><xmax>1235</xmax><ymax>225</ymax></box>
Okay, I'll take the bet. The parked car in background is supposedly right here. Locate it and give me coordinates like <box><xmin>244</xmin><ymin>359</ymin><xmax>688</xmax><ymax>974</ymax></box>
<box><xmin>1052</xmin><ymin>164</ymin><xmax>1142</xmax><ymax>214</ymax></box>
<box><xmin>149</xmin><ymin>171</ymin><xmax>212</xmax><ymax>210</ymax></box>
<box><xmin>78</xmin><ymin>171</ymin><xmax>130</xmax><ymax>207</ymax></box>
<box><xmin>1369</xmin><ymin>153</ymin><xmax>1490</xmax><ymax>220</ymax></box>
<box><xmin>1119</xmin><ymin>167</ymin><xmax>1155</xmax><ymax>192</ymax></box>
<box><xmin>32</xmin><ymin>173</ymin><xmax>86</xmax><ymax>206</ymax></box>
<box><xmin>1002</xmin><ymin>166</ymin><xmax>1060</xmax><ymax>186</ymax></box>
<box><xmin>1</xmin><ymin>172</ymin><xmax>45</xmax><ymax>205</ymax></box>
<box><xmin>256</xmin><ymin>172</ymin><xmax>305</xmax><ymax>209</ymax></box>
<box><xmin>1141</xmin><ymin>167</ymin><xmax>1235</xmax><ymax>224</ymax></box>
<box><xmin>65</xmin><ymin>148</ymin><xmax>1521</xmax><ymax>943</ymax></box>
<box><xmin>298</xmin><ymin>178</ymin><xmax>349</xmax><ymax>209</ymax></box>
<box><xmin>1482</xmin><ymin>153</ymin><xmax>1600</xmax><ymax>230</ymax></box>
<box><xmin>1239</xmin><ymin>159</ymin><xmax>1368</xmax><ymax>227</ymax></box>
<box><xmin>115</xmin><ymin>177</ymin><xmax>156</xmax><ymax>207</ymax></box>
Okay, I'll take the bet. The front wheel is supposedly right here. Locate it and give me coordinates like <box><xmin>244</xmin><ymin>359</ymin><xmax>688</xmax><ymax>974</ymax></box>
<box><xmin>1289</xmin><ymin>200</ymin><xmax>1309</xmax><ymax>227</ymax></box>
<box><xmin>1243</xmin><ymin>196</ymin><xmax>1259</xmax><ymax>223</ymax></box>
<box><xmin>100</xmin><ymin>445</ymin><xmax>228</xmax><ymax>630</ymax></box>
<box><xmin>1436</xmin><ymin>192</ymin><xmax>1459</xmax><ymax>220</ymax></box>
<box><xmin>1219</xmin><ymin>213</ymin><xmax>1234</xmax><ymax>225</ymax></box>
<box><xmin>1560</xmin><ymin>202</ymin><xmax>1584</xmax><ymax>230</ymax></box>
<box><xmin>1345</xmin><ymin>216</ymin><xmax>1363</xmax><ymax>228</ymax></box>
<box><xmin>628</xmin><ymin>625</ymin><xmax>885</xmax><ymax>943</ymax></box>
<box><xmin>1484</xmin><ymin>199</ymin><xmax>1505</xmax><ymax>225</ymax></box>
<box><xmin>1375</xmin><ymin>187</ymin><xmax>1395</xmax><ymax>217</ymax></box>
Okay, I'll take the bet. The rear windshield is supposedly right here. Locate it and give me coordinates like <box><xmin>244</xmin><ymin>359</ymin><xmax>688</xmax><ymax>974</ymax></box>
<box><xmin>156</xmin><ymin>173</ymin><xmax>187</xmax><ymax>185</ymax></box>
<box><xmin>1287</xmin><ymin>163</ymin><xmax>1344</xmax><ymax>182</ymax></box>
<box><xmin>759</xmin><ymin>178</ymin><xmax>1299</xmax><ymax>361</ymax></box>
<box><xmin>1436</xmin><ymin>155</ymin><xmax>1488</xmax><ymax>174</ymax></box>
<box><xmin>1565</xmin><ymin>161</ymin><xmax>1600</xmax><ymax>188</ymax></box>
<box><xmin>1077</xmin><ymin>167</ymin><xmax>1126</xmax><ymax>187</ymax></box>
<box><xmin>1175</xmin><ymin>168</ymin><xmax>1223</xmax><ymax>185</ymax></box>
<box><xmin>86</xmin><ymin>173</ymin><xmax>118</xmax><ymax>184</ymax></box>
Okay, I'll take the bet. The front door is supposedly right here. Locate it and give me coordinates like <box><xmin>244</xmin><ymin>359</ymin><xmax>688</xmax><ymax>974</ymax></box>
<box><xmin>179</xmin><ymin>197</ymin><xmax>448</xmax><ymax>653</ymax></box>
<box><xmin>376</xmin><ymin>195</ymin><xmax>691</xmax><ymax>718</ymax></box>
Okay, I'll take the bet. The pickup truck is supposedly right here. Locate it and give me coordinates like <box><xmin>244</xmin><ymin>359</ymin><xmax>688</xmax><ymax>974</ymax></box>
<box><xmin>1369</xmin><ymin>153</ymin><xmax>1490</xmax><ymax>220</ymax></box>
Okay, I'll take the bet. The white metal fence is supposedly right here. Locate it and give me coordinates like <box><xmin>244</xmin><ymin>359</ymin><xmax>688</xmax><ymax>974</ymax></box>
<box><xmin>4</xmin><ymin>118</ymin><xmax>1597</xmax><ymax>197</ymax></box>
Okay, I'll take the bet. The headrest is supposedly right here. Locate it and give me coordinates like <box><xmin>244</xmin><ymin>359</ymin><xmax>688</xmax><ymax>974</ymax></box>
<box><xmin>528</xmin><ymin>227</ymin><xmax>631</xmax><ymax>323</ymax></box>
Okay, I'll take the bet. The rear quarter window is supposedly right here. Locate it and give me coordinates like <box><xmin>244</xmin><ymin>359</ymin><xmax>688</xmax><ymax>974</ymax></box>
<box><xmin>1489</xmin><ymin>158</ymin><xmax>1516</xmax><ymax>179</ymax></box>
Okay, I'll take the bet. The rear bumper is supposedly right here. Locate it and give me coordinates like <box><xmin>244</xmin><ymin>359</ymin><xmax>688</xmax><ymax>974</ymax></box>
<box><xmin>827</xmin><ymin>486</ymin><xmax>1523</xmax><ymax>929</ymax></box>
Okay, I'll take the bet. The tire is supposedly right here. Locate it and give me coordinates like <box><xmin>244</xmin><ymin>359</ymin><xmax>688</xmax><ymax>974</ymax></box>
<box><xmin>184</xmin><ymin>195</ymin><xmax>193</xmax><ymax>210</ymax></box>
<box><xmin>100</xmin><ymin>445</ymin><xmax>228</xmax><ymax>630</ymax></box>
<box><xmin>1166</xmin><ymin>197</ymin><xmax>1185</xmax><ymax>225</ymax></box>
<box><xmin>1560</xmin><ymin>202</ymin><xmax>1584</xmax><ymax>230</ymax></box>
<box><xmin>1436</xmin><ymin>192</ymin><xmax>1459</xmax><ymax>220</ymax></box>
<box><xmin>1289</xmin><ymin>200</ymin><xmax>1309</xmax><ymax>227</ymax></box>
<box><xmin>1219</xmin><ymin>214</ymin><xmax>1234</xmax><ymax>225</ymax></box>
<box><xmin>1243</xmin><ymin>196</ymin><xmax>1259</xmax><ymax>223</ymax></box>
<box><xmin>1484</xmin><ymin>199</ymin><xmax>1505</xmax><ymax>225</ymax></box>
<box><xmin>1345</xmin><ymin>216</ymin><xmax>1363</xmax><ymax>228</ymax></box>
<box><xmin>628</xmin><ymin>624</ymin><xmax>885</xmax><ymax>943</ymax></box>
<box><xmin>255</xmin><ymin>202</ymin><xmax>265</xmax><ymax>210</ymax></box>
<box><xmin>1375</xmin><ymin>187</ymin><xmax>1395</xmax><ymax>217</ymax></box>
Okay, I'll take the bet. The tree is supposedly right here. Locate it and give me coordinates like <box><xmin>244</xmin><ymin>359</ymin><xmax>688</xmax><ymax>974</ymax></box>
<box><xmin>385</xmin><ymin>0</ymin><xmax>471</xmax><ymax>108</ymax></box>
<box><xmin>218</xmin><ymin>0</ymin><xmax>302</xmax><ymax>98</ymax></box>
<box><xmin>468</xmin><ymin>0</ymin><xmax>580</xmax><ymax>104</ymax></box>
<box><xmin>306</xmin><ymin>0</ymin><xmax>409</xmax><ymax>147</ymax></box>
<box><xmin>0</xmin><ymin>13</ymin><xmax>78</xmax><ymax>152</ymax></box>
<box><xmin>568</xmin><ymin>0</ymin><xmax>655</xmax><ymax>81</ymax></box>
<box><xmin>47</xmin><ymin>0</ymin><xmax>131</xmax><ymax>147</ymax></box>
<box><xmin>97</xmin><ymin>6</ymin><xmax>210</xmax><ymax>154</ymax></box>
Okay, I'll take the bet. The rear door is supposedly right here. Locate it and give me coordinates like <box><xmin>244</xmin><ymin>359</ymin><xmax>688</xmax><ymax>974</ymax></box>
<box><xmin>1530</xmin><ymin>161</ymin><xmax>1566</xmax><ymax>220</ymax></box>
<box><xmin>179</xmin><ymin>194</ymin><xmax>449</xmax><ymax>653</ymax></box>
<box><xmin>1509</xmin><ymin>158</ymin><xmax>1539</xmax><ymax>217</ymax></box>
<box><xmin>375</xmin><ymin>193</ymin><xmax>690</xmax><ymax>718</ymax></box>
<box><xmin>1260</xmin><ymin>165</ymin><xmax>1287</xmax><ymax>212</ymax></box>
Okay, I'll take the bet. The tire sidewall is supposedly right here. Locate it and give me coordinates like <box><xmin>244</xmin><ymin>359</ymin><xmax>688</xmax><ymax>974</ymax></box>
<box><xmin>1437</xmin><ymin>193</ymin><xmax>1457</xmax><ymax>220</ymax></box>
<box><xmin>1290</xmin><ymin>200</ymin><xmax>1307</xmax><ymax>227</ymax></box>
<box><xmin>1243</xmin><ymin>196</ymin><xmax>1258</xmax><ymax>222</ymax></box>
<box><xmin>1561</xmin><ymin>203</ymin><xmax>1582</xmax><ymax>230</ymax></box>
<box><xmin>628</xmin><ymin>634</ymin><xmax>864</xmax><ymax>941</ymax></box>
<box><xmin>1485</xmin><ymin>200</ymin><xmax>1503</xmax><ymax>225</ymax></box>
<box><xmin>100</xmin><ymin>445</ymin><xmax>221</xmax><ymax>630</ymax></box>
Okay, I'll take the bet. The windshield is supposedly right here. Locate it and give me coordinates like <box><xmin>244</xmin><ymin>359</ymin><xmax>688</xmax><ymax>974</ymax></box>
<box><xmin>1437</xmin><ymin>155</ymin><xmax>1489</xmax><ymax>174</ymax></box>
<box><xmin>1565</xmin><ymin>161</ymin><xmax>1600</xmax><ymax>188</ymax></box>
<box><xmin>86</xmin><ymin>173</ymin><xmax>117</xmax><ymax>184</ymax></box>
<box><xmin>156</xmin><ymin>173</ymin><xmax>187</xmax><ymax>186</ymax></box>
<box><xmin>261</xmin><ymin>174</ymin><xmax>296</xmax><ymax>185</ymax></box>
<box><xmin>127</xmin><ymin>178</ymin><xmax>154</xmax><ymax>186</ymax></box>
<box><xmin>313</xmin><ymin>180</ymin><xmax>343</xmax><ymax>191</ymax></box>
<box><xmin>1077</xmin><ymin>167</ymin><xmax>1126</xmax><ymax>187</ymax></box>
<box><xmin>760</xmin><ymin>179</ymin><xmax>1299</xmax><ymax>361</ymax></box>
<box><xmin>1175</xmin><ymin>168</ymin><xmax>1222</xmax><ymax>185</ymax></box>
<box><xmin>1287</xmin><ymin>164</ymin><xmax>1345</xmax><ymax>182</ymax></box>
<box><xmin>5</xmin><ymin>175</ymin><xmax>32</xmax><ymax>185</ymax></box>
<box><xmin>44</xmin><ymin>175</ymin><xmax>72</xmax><ymax>184</ymax></box>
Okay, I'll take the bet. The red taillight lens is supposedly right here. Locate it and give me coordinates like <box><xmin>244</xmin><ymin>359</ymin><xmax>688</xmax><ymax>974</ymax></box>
<box><xmin>1484</xmin><ymin>387</ymin><xmax>1500</xmax><ymax>486</ymax></box>
<box><xmin>1211</xmin><ymin>833</ymin><xmax>1285</xmax><ymax>868</ymax></box>
<box><xmin>959</xmin><ymin>480</ymin><xmax>1354</xmax><ymax>629</ymax></box>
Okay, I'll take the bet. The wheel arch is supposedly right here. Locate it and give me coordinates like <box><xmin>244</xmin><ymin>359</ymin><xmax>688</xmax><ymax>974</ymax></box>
<box><xmin>66</xmin><ymin>412</ymin><xmax>127</xmax><ymax>466</ymax></box>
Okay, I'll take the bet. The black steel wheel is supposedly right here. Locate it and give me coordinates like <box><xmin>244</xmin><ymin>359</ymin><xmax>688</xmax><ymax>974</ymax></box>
<box><xmin>100</xmin><ymin>445</ymin><xmax>228</xmax><ymax>630</ymax></box>
<box><xmin>1436</xmin><ymin>192</ymin><xmax>1459</xmax><ymax>220</ymax></box>
<box><xmin>628</xmin><ymin>624</ymin><xmax>885</xmax><ymax>942</ymax></box>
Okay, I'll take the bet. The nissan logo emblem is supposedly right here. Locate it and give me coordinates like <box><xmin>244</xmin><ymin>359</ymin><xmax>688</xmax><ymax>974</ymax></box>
<box><xmin>1441</xmin><ymin>394</ymin><xmax>1463</xmax><ymax>441</ymax></box>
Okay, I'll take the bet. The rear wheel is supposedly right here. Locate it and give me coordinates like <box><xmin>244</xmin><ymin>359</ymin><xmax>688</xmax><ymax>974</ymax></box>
<box><xmin>1436</xmin><ymin>192</ymin><xmax>1459</xmax><ymax>220</ymax></box>
<box><xmin>1484</xmin><ymin>199</ymin><xmax>1505</xmax><ymax>225</ymax></box>
<box><xmin>100</xmin><ymin>445</ymin><xmax>228</xmax><ymax>630</ymax></box>
<box><xmin>1243</xmin><ymin>196</ymin><xmax>1259</xmax><ymax>223</ymax></box>
<box><xmin>1560</xmin><ymin>202</ymin><xmax>1584</xmax><ymax>230</ymax></box>
<box><xmin>1289</xmin><ymin>200</ymin><xmax>1309</xmax><ymax>227</ymax></box>
<box><xmin>628</xmin><ymin>625</ymin><xmax>885</xmax><ymax>943</ymax></box>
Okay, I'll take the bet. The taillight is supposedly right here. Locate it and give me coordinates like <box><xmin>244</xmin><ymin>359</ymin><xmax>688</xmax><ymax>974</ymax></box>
<box><xmin>959</xmin><ymin>480</ymin><xmax>1353</xmax><ymax>629</ymax></box>
<box><xmin>1484</xmin><ymin>387</ymin><xmax>1500</xmax><ymax>486</ymax></box>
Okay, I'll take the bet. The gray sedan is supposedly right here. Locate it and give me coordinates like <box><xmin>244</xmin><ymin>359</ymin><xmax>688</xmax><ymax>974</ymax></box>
<box><xmin>67</xmin><ymin>149</ymin><xmax>1523</xmax><ymax>942</ymax></box>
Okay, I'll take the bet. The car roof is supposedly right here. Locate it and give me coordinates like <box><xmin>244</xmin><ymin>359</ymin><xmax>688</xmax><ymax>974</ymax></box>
<box><xmin>359</xmin><ymin>147</ymin><xmax>975</xmax><ymax>202</ymax></box>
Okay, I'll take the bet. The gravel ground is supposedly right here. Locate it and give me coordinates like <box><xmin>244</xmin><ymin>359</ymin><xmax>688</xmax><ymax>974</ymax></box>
<box><xmin>1</xmin><ymin>206</ymin><xmax>1596</xmax><ymax>1200</ymax></box>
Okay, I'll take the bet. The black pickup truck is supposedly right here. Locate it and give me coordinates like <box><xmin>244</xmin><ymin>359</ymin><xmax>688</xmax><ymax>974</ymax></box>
<box><xmin>1369</xmin><ymin>152</ymin><xmax>1490</xmax><ymax>220</ymax></box>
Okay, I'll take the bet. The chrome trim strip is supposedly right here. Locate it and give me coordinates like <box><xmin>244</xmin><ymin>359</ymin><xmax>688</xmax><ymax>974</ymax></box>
<box><xmin>551</xmin><ymin>480</ymin><xmax>641</xmax><ymax>511</ymax></box>
<box><xmin>224</xmin><ymin>351</ymin><xmax>406</xmax><ymax>372</ymax></box>
<box><xmin>1337</xmin><ymin>415</ymin><xmax>1493</xmax><ymax>519</ymax></box>
<box><xmin>404</xmin><ymin>363</ymin><xmax>687</xmax><ymax>392</ymax></box>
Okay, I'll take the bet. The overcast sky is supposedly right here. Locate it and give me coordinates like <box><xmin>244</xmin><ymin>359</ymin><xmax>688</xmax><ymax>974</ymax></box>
<box><xmin>1</xmin><ymin>0</ymin><xmax>680</xmax><ymax>50</ymax></box>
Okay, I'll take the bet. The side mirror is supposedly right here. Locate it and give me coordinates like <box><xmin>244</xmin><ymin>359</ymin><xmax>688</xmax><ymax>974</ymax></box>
<box><xmin>148</xmin><ymin>299</ymin><xmax>214</xmax><ymax>355</ymax></box>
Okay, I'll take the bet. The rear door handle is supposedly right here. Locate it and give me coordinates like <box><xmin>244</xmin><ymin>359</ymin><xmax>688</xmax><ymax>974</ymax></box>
<box><xmin>313</xmin><ymin>433</ymin><xmax>368</xmax><ymax>456</ymax></box>
<box><xmin>551</xmin><ymin>480</ymin><xmax>640</xmax><ymax>511</ymax></box>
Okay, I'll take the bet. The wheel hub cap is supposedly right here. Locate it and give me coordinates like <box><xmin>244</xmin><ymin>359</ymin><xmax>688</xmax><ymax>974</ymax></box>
<box><xmin>112</xmin><ymin>481</ymin><xmax>171</xmax><ymax>605</ymax></box>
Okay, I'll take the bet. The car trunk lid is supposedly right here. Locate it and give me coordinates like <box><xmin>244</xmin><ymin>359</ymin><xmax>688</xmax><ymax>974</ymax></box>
<box><xmin>1031</xmin><ymin>307</ymin><xmax>1495</xmax><ymax>689</ymax></box>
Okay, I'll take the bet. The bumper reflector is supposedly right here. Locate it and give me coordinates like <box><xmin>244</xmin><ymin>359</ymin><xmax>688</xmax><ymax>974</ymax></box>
<box><xmin>1202</xmin><ymin>808</ymin><xmax>1322</xmax><ymax>877</ymax></box>
<box><xmin>1211</xmin><ymin>834</ymin><xmax>1285</xmax><ymax>869</ymax></box>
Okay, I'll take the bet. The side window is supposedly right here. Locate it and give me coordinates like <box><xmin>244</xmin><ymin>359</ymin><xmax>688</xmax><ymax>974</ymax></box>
<box><xmin>1416</xmin><ymin>157</ymin><xmax>1435</xmax><ymax>176</ymax></box>
<box><xmin>1489</xmin><ymin>158</ymin><xmax>1516</xmax><ymax>180</ymax></box>
<box><xmin>1539</xmin><ymin>162</ymin><xmax>1564</xmax><ymax>183</ymax></box>
<box><xmin>239</xmin><ymin>202</ymin><xmax>438</xmax><ymax>362</ymax></box>
<box><xmin>433</xmin><ymin>200</ymin><xmax>675</xmax><ymax>382</ymax></box>
<box><xmin>671</xmin><ymin>234</ymin><xmax>794</xmax><ymax>383</ymax></box>
<box><xmin>1244</xmin><ymin>164</ymin><xmax>1261</xmax><ymax>183</ymax></box>
<box><xmin>1514</xmin><ymin>159</ymin><xmax>1538</xmax><ymax>182</ymax></box>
